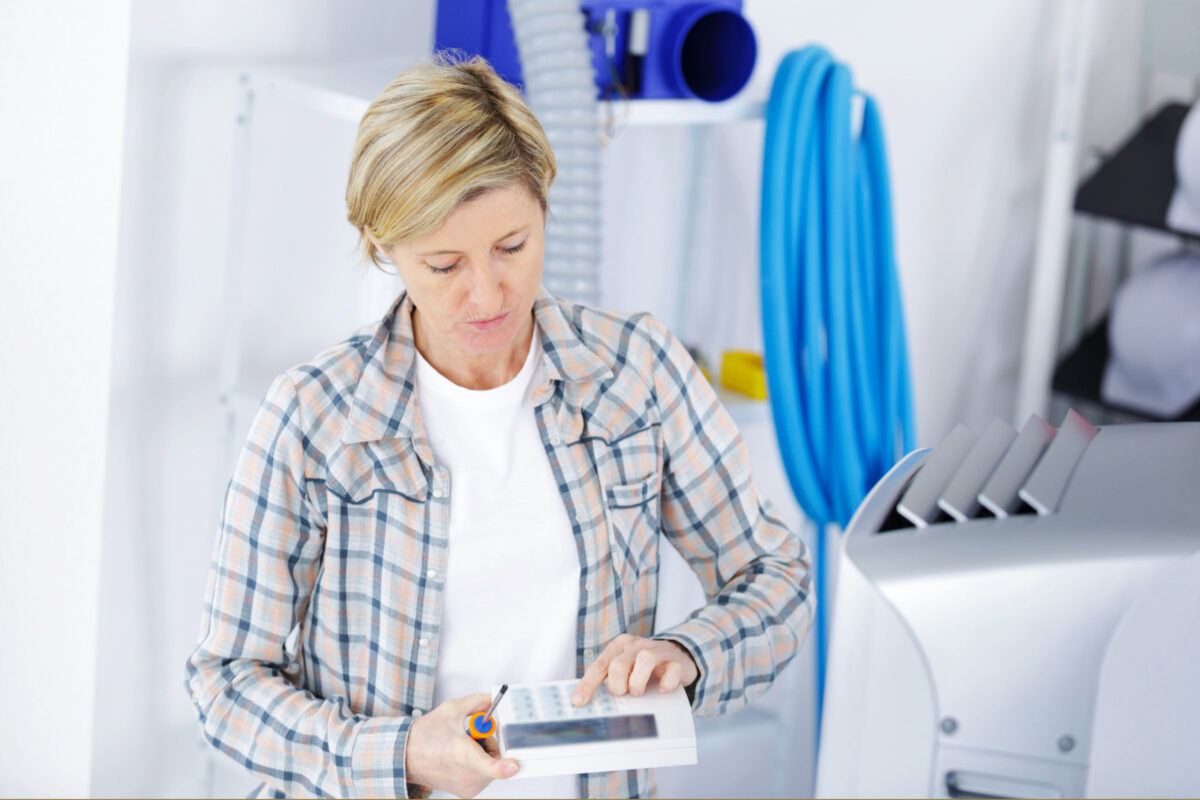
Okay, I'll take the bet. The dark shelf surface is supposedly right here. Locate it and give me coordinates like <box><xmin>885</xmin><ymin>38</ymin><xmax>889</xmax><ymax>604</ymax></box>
<box><xmin>1052</xmin><ymin>317</ymin><xmax>1200</xmax><ymax>423</ymax></box>
<box><xmin>1074</xmin><ymin>102</ymin><xmax>1199</xmax><ymax>241</ymax></box>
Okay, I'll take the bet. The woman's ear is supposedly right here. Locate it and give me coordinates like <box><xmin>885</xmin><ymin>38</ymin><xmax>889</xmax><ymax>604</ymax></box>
<box><xmin>366</xmin><ymin>232</ymin><xmax>394</xmax><ymax>265</ymax></box>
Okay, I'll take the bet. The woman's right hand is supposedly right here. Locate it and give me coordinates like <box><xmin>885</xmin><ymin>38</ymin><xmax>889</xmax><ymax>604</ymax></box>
<box><xmin>405</xmin><ymin>692</ymin><xmax>520</xmax><ymax>798</ymax></box>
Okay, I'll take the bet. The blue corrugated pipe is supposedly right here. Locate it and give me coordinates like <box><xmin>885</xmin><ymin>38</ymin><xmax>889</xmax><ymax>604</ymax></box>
<box><xmin>760</xmin><ymin>45</ymin><xmax>916</xmax><ymax>731</ymax></box>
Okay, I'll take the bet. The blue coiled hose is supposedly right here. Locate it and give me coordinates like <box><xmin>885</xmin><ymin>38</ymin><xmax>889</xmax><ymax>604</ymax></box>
<box><xmin>760</xmin><ymin>46</ymin><xmax>916</xmax><ymax>725</ymax></box>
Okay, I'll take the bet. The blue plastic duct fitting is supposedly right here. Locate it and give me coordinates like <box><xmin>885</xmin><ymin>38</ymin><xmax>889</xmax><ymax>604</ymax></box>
<box><xmin>760</xmin><ymin>45</ymin><xmax>916</xmax><ymax>726</ymax></box>
<box><xmin>435</xmin><ymin>0</ymin><xmax>756</xmax><ymax>101</ymax></box>
<box><xmin>657</xmin><ymin>3</ymin><xmax>756</xmax><ymax>101</ymax></box>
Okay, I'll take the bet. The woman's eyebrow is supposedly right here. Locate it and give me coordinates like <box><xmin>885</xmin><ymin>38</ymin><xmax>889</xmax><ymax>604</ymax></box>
<box><xmin>418</xmin><ymin>227</ymin><xmax>528</xmax><ymax>256</ymax></box>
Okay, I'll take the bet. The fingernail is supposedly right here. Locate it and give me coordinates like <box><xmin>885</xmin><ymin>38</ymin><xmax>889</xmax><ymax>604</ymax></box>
<box><xmin>572</xmin><ymin>693</ymin><xmax>584</xmax><ymax>705</ymax></box>
<box><xmin>504</xmin><ymin>761</ymin><xmax>519</xmax><ymax>776</ymax></box>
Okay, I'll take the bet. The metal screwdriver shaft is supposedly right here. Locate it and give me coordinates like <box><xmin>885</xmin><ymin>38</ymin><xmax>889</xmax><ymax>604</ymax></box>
<box><xmin>484</xmin><ymin>684</ymin><xmax>508</xmax><ymax>722</ymax></box>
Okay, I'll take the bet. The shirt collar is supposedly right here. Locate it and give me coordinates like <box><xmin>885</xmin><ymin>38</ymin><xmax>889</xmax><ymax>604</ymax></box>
<box><xmin>531</xmin><ymin>285</ymin><xmax>613</xmax><ymax>385</ymax></box>
<box><xmin>342</xmin><ymin>285</ymin><xmax>612</xmax><ymax>444</ymax></box>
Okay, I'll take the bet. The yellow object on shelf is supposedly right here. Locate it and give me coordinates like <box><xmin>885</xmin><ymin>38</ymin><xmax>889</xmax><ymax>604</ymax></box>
<box><xmin>720</xmin><ymin>351</ymin><xmax>768</xmax><ymax>400</ymax></box>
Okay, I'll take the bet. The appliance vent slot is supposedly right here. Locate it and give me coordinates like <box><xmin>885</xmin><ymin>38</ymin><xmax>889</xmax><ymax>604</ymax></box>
<box><xmin>977</xmin><ymin>414</ymin><xmax>1057</xmax><ymax>519</ymax></box>
<box><xmin>878</xmin><ymin>410</ymin><xmax>1096</xmax><ymax>530</ymax></box>
<box><xmin>897</xmin><ymin>424</ymin><xmax>977</xmax><ymax>528</ymax></box>
<box><xmin>938</xmin><ymin>418</ymin><xmax>1017</xmax><ymax>521</ymax></box>
<box><xmin>1018</xmin><ymin>409</ymin><xmax>1097</xmax><ymax>515</ymax></box>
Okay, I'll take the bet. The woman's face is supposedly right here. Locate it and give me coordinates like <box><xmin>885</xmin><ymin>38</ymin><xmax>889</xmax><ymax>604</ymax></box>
<box><xmin>380</xmin><ymin>184</ymin><xmax>545</xmax><ymax>361</ymax></box>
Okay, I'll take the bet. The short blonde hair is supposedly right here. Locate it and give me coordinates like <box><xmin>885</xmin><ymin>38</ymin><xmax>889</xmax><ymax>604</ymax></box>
<box><xmin>346</xmin><ymin>51</ymin><xmax>557</xmax><ymax>269</ymax></box>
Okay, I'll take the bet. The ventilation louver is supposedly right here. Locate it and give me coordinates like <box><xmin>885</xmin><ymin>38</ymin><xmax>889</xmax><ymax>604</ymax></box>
<box><xmin>883</xmin><ymin>409</ymin><xmax>1097</xmax><ymax>531</ymax></box>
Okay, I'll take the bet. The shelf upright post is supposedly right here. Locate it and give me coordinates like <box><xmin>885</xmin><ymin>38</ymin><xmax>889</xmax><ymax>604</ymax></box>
<box><xmin>218</xmin><ymin>73</ymin><xmax>256</xmax><ymax>477</ymax></box>
<box><xmin>1016</xmin><ymin>0</ymin><xmax>1096</xmax><ymax>423</ymax></box>
<box><xmin>1058</xmin><ymin>215</ymin><xmax>1097</xmax><ymax>358</ymax></box>
<box><xmin>672</xmin><ymin>124</ymin><xmax>710</xmax><ymax>340</ymax></box>
<box><xmin>203</xmin><ymin>70</ymin><xmax>258</xmax><ymax>799</ymax></box>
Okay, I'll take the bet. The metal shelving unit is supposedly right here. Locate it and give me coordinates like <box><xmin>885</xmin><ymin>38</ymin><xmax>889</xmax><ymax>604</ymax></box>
<box><xmin>1017</xmin><ymin>0</ymin><xmax>1200</xmax><ymax>426</ymax></box>
<box><xmin>1052</xmin><ymin>100</ymin><xmax>1200</xmax><ymax>424</ymax></box>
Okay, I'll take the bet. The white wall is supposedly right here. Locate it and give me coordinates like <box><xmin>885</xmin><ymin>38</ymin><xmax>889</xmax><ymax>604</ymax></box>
<box><xmin>8</xmin><ymin>0</ymin><xmax>1153</xmax><ymax>796</ymax></box>
<box><xmin>0</xmin><ymin>2</ymin><xmax>132</xmax><ymax>795</ymax></box>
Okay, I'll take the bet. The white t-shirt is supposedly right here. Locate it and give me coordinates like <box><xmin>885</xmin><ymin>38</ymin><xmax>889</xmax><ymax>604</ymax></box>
<box><xmin>417</xmin><ymin>331</ymin><xmax>581</xmax><ymax>800</ymax></box>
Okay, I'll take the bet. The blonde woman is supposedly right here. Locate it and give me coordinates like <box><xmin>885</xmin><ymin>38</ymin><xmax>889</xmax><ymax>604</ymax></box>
<box><xmin>185</xmin><ymin>52</ymin><xmax>813</xmax><ymax>800</ymax></box>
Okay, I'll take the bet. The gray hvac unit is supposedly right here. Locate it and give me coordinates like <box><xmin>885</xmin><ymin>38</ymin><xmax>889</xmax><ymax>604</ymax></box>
<box><xmin>816</xmin><ymin>411</ymin><xmax>1200</xmax><ymax>798</ymax></box>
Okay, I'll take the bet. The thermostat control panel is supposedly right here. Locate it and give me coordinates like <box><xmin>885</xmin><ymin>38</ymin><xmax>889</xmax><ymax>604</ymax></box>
<box><xmin>493</xmin><ymin>678</ymin><xmax>697</xmax><ymax>778</ymax></box>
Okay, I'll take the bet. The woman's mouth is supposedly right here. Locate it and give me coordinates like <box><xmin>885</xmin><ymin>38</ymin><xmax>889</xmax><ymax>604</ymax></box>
<box><xmin>468</xmin><ymin>312</ymin><xmax>509</xmax><ymax>332</ymax></box>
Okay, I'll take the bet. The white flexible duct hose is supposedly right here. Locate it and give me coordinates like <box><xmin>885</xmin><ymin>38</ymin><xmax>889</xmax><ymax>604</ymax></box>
<box><xmin>507</xmin><ymin>0</ymin><xmax>601</xmax><ymax>305</ymax></box>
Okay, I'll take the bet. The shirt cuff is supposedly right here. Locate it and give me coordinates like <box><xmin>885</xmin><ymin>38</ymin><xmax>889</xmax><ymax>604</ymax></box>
<box><xmin>350</xmin><ymin>714</ymin><xmax>417</xmax><ymax>798</ymax></box>
<box><xmin>650</xmin><ymin>631</ymin><xmax>707</xmax><ymax>709</ymax></box>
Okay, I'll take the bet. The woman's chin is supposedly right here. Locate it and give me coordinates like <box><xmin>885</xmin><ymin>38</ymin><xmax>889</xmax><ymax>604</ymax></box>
<box><xmin>458</xmin><ymin>320</ymin><xmax>521</xmax><ymax>355</ymax></box>
<box><xmin>457</xmin><ymin>307</ymin><xmax>538</xmax><ymax>355</ymax></box>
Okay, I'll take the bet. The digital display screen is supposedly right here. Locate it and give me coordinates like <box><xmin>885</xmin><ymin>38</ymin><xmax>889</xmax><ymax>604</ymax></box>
<box><xmin>504</xmin><ymin>714</ymin><xmax>658</xmax><ymax>749</ymax></box>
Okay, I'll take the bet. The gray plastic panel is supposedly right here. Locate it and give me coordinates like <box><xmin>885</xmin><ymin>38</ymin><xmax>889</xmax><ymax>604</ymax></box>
<box><xmin>846</xmin><ymin>449</ymin><xmax>928</xmax><ymax>536</ymax></box>
<box><xmin>1018</xmin><ymin>409</ymin><xmax>1098</xmax><ymax>515</ymax></box>
<box><xmin>897</xmin><ymin>424</ymin><xmax>978</xmax><ymax>528</ymax></box>
<box><xmin>937</xmin><ymin>418</ymin><xmax>1018</xmax><ymax>522</ymax></box>
<box><xmin>978</xmin><ymin>414</ymin><xmax>1057</xmax><ymax>518</ymax></box>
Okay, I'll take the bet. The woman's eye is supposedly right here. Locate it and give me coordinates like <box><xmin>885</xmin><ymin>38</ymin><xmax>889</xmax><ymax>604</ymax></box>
<box><xmin>426</xmin><ymin>241</ymin><xmax>522</xmax><ymax>273</ymax></box>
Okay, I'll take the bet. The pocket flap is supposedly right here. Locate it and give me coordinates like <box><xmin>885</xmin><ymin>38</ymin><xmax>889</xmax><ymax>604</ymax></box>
<box><xmin>606</xmin><ymin>474</ymin><xmax>658</xmax><ymax>509</ymax></box>
<box><xmin>325</xmin><ymin>439</ymin><xmax>429</xmax><ymax>504</ymax></box>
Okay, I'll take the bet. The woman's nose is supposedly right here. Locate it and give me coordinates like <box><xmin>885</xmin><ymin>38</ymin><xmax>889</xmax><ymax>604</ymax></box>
<box><xmin>466</xmin><ymin>261</ymin><xmax>504</xmax><ymax>314</ymax></box>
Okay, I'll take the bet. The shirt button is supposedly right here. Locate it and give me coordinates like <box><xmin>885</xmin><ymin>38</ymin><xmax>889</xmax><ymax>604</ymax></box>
<box><xmin>419</xmin><ymin>637</ymin><xmax>430</xmax><ymax>647</ymax></box>
<box><xmin>574</xmin><ymin>510</ymin><xmax>586</xmax><ymax>523</ymax></box>
<box><xmin>432</xmin><ymin>487</ymin><xmax>446</xmax><ymax>499</ymax></box>
<box><xmin>412</xmin><ymin>709</ymin><xmax>423</xmax><ymax>717</ymax></box>
<box><xmin>584</xmin><ymin>582</ymin><xmax>593</xmax><ymax>592</ymax></box>
<box><xmin>426</xmin><ymin>568</ymin><xmax>438</xmax><ymax>579</ymax></box>
<box><xmin>549</xmin><ymin>434</ymin><xmax>561</xmax><ymax>446</ymax></box>
<box><xmin>584</xmin><ymin>648</ymin><xmax>595</xmax><ymax>659</ymax></box>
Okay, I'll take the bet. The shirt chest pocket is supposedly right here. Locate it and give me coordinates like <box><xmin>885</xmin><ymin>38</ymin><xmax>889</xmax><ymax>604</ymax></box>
<box><xmin>599</xmin><ymin>427</ymin><xmax>663</xmax><ymax>583</ymax></box>
<box><xmin>605</xmin><ymin>474</ymin><xmax>661</xmax><ymax>582</ymax></box>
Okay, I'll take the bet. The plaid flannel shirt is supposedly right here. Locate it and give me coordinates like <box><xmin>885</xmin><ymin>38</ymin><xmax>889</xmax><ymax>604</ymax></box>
<box><xmin>185</xmin><ymin>286</ymin><xmax>813</xmax><ymax>799</ymax></box>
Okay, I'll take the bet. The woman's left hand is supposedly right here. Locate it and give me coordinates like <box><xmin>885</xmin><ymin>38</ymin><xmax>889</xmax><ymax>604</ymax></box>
<box><xmin>571</xmin><ymin>634</ymin><xmax>699</xmax><ymax>706</ymax></box>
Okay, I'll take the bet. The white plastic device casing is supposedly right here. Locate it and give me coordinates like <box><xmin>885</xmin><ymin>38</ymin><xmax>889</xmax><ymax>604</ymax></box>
<box><xmin>815</xmin><ymin>418</ymin><xmax>1200</xmax><ymax>798</ymax></box>
<box><xmin>493</xmin><ymin>678</ymin><xmax>697</xmax><ymax>779</ymax></box>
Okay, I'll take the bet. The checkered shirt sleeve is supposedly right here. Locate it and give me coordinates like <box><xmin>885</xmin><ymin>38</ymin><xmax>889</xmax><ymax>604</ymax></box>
<box><xmin>184</xmin><ymin>374</ymin><xmax>417</xmax><ymax>798</ymax></box>
<box><xmin>642</xmin><ymin>316</ymin><xmax>815</xmax><ymax>717</ymax></box>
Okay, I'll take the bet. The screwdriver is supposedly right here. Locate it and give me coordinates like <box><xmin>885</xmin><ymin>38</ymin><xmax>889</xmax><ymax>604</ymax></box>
<box><xmin>465</xmin><ymin>684</ymin><xmax>508</xmax><ymax>740</ymax></box>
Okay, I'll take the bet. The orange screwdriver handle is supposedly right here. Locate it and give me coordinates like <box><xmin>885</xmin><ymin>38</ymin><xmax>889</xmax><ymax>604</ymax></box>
<box><xmin>465</xmin><ymin>712</ymin><xmax>496</xmax><ymax>740</ymax></box>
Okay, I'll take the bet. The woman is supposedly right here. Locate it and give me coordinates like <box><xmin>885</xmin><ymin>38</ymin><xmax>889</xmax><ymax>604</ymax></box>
<box><xmin>185</xmin><ymin>53</ymin><xmax>812</xmax><ymax>800</ymax></box>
